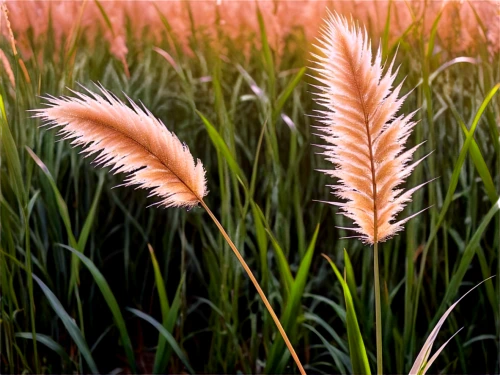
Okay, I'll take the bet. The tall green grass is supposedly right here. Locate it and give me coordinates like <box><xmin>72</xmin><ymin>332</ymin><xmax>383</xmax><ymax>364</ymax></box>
<box><xmin>0</xmin><ymin>3</ymin><xmax>499</xmax><ymax>374</ymax></box>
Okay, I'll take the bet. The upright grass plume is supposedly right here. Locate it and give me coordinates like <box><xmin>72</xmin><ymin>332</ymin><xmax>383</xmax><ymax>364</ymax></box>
<box><xmin>33</xmin><ymin>84</ymin><xmax>305</xmax><ymax>375</ymax></box>
<box><xmin>312</xmin><ymin>13</ymin><xmax>427</xmax><ymax>374</ymax></box>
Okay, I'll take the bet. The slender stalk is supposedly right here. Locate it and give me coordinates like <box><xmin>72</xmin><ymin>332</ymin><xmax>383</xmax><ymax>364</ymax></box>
<box><xmin>199</xmin><ymin>199</ymin><xmax>306</xmax><ymax>375</ymax></box>
<box><xmin>24</xmin><ymin>210</ymin><xmax>40</xmax><ymax>373</ymax></box>
<box><xmin>374</xmin><ymin>242</ymin><xmax>383</xmax><ymax>375</ymax></box>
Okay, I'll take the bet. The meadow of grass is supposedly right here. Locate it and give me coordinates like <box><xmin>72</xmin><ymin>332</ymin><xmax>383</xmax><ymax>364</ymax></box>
<box><xmin>0</xmin><ymin>1</ymin><xmax>499</xmax><ymax>374</ymax></box>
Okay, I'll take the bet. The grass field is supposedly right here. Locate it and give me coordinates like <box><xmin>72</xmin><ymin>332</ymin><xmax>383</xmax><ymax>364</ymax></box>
<box><xmin>1</xmin><ymin>1</ymin><xmax>499</xmax><ymax>374</ymax></box>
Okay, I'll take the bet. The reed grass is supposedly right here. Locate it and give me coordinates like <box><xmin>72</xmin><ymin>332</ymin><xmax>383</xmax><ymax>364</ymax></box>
<box><xmin>0</xmin><ymin>2</ymin><xmax>499</xmax><ymax>374</ymax></box>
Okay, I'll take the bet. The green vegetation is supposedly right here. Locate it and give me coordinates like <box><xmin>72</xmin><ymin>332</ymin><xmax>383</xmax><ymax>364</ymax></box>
<box><xmin>0</xmin><ymin>3</ymin><xmax>499</xmax><ymax>374</ymax></box>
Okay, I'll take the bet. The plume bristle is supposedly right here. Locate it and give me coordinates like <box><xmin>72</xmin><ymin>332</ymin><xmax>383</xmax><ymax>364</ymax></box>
<box><xmin>313</xmin><ymin>12</ymin><xmax>424</xmax><ymax>244</ymax></box>
<box><xmin>33</xmin><ymin>84</ymin><xmax>207</xmax><ymax>208</ymax></box>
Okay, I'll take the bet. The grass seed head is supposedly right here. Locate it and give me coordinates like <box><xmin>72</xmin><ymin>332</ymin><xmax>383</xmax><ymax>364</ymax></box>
<box><xmin>312</xmin><ymin>12</ymin><xmax>427</xmax><ymax>244</ymax></box>
<box><xmin>33</xmin><ymin>84</ymin><xmax>208</xmax><ymax>208</ymax></box>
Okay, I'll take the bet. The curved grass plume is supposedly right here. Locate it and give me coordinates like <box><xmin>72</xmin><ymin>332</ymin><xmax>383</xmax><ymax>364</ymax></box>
<box><xmin>33</xmin><ymin>84</ymin><xmax>306</xmax><ymax>375</ymax></box>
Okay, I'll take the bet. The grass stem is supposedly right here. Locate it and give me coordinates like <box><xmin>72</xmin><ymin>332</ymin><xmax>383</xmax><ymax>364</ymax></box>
<box><xmin>199</xmin><ymin>199</ymin><xmax>306</xmax><ymax>375</ymax></box>
<box><xmin>374</xmin><ymin>241</ymin><xmax>383</xmax><ymax>375</ymax></box>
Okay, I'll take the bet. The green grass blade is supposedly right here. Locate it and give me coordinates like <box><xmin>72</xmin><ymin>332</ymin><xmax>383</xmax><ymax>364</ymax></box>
<box><xmin>26</xmin><ymin>147</ymin><xmax>81</xmax><ymax>297</ymax></box>
<box><xmin>425</xmin><ymin>83</ymin><xmax>500</xmax><ymax>249</ymax></box>
<box><xmin>323</xmin><ymin>254</ymin><xmax>371</xmax><ymax>375</ymax></box>
<box><xmin>77</xmin><ymin>173</ymin><xmax>105</xmax><ymax>251</ymax></box>
<box><xmin>274</xmin><ymin>67</ymin><xmax>306</xmax><ymax>117</ymax></box>
<box><xmin>0</xmin><ymin>94</ymin><xmax>26</xmax><ymax>205</ymax></box>
<box><xmin>15</xmin><ymin>332</ymin><xmax>72</xmax><ymax>365</ymax></box>
<box><xmin>256</xmin><ymin>5</ymin><xmax>275</xmax><ymax>100</ymax></box>
<box><xmin>127</xmin><ymin>307</ymin><xmax>194</xmax><ymax>374</ymax></box>
<box><xmin>382</xmin><ymin>0</ymin><xmax>392</xmax><ymax>57</ymax></box>
<box><xmin>303</xmin><ymin>323</ymin><xmax>350</xmax><ymax>374</ymax></box>
<box><xmin>305</xmin><ymin>293</ymin><xmax>346</xmax><ymax>323</ymax></box>
<box><xmin>411</xmin><ymin>278</ymin><xmax>493</xmax><ymax>375</ymax></box>
<box><xmin>303</xmin><ymin>312</ymin><xmax>348</xmax><ymax>353</ymax></box>
<box><xmin>197</xmin><ymin>110</ymin><xmax>248</xmax><ymax>187</ymax></box>
<box><xmin>343</xmin><ymin>249</ymin><xmax>362</xmax><ymax>311</ymax></box>
<box><xmin>251</xmin><ymin>201</ymin><xmax>269</xmax><ymax>290</ymax></box>
<box><xmin>426</xmin><ymin>10</ymin><xmax>443</xmax><ymax>61</ymax></box>
<box><xmin>149</xmin><ymin>244</ymin><xmax>171</xmax><ymax>374</ymax></box>
<box><xmin>167</xmin><ymin>274</ymin><xmax>185</xmax><ymax>325</ymax></box>
<box><xmin>445</xmin><ymin>96</ymin><xmax>498</xmax><ymax>204</ymax></box>
<box><xmin>287</xmin><ymin>222</ymin><xmax>319</xmax><ymax>311</ymax></box>
<box><xmin>413</xmin><ymin>84</ymin><xmax>500</xmax><ymax>332</ymax></box>
<box><xmin>265</xmin><ymin>224</ymin><xmax>320</xmax><ymax>373</ymax></box>
<box><xmin>59</xmin><ymin>245</ymin><xmax>137</xmax><ymax>374</ymax></box>
<box><xmin>32</xmin><ymin>274</ymin><xmax>98</xmax><ymax>374</ymax></box>
<box><xmin>432</xmin><ymin>199</ymin><xmax>500</xmax><ymax>323</ymax></box>
<box><xmin>93</xmin><ymin>0</ymin><xmax>114</xmax><ymax>36</ymax></box>
<box><xmin>252</xmin><ymin>202</ymin><xmax>293</xmax><ymax>291</ymax></box>
<box><xmin>26</xmin><ymin>147</ymin><xmax>77</xmax><ymax>247</ymax></box>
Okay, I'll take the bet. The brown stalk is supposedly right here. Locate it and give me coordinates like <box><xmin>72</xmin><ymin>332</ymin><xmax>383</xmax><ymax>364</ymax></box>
<box><xmin>199</xmin><ymin>199</ymin><xmax>306</xmax><ymax>375</ymax></box>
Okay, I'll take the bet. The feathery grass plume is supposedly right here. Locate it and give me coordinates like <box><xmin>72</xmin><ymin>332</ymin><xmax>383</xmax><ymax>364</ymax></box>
<box><xmin>312</xmin><ymin>12</ymin><xmax>427</xmax><ymax>374</ymax></box>
<box><xmin>313</xmin><ymin>13</ymin><xmax>427</xmax><ymax>244</ymax></box>
<box><xmin>33</xmin><ymin>85</ymin><xmax>207</xmax><ymax>208</ymax></box>
<box><xmin>33</xmin><ymin>84</ymin><xmax>306</xmax><ymax>375</ymax></box>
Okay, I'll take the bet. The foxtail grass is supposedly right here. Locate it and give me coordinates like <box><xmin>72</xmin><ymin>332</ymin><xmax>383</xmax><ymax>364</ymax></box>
<box><xmin>33</xmin><ymin>84</ymin><xmax>306</xmax><ymax>375</ymax></box>
<box><xmin>312</xmin><ymin>13</ymin><xmax>428</xmax><ymax>374</ymax></box>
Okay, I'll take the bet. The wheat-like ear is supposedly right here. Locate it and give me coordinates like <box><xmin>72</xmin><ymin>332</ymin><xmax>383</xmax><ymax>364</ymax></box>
<box><xmin>312</xmin><ymin>12</ymin><xmax>427</xmax><ymax>244</ymax></box>
<box><xmin>33</xmin><ymin>84</ymin><xmax>207</xmax><ymax>208</ymax></box>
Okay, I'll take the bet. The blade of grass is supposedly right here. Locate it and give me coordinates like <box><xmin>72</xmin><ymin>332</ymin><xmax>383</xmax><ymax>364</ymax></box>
<box><xmin>127</xmin><ymin>307</ymin><xmax>194</xmax><ymax>374</ymax></box>
<box><xmin>266</xmin><ymin>225</ymin><xmax>319</xmax><ymax>374</ymax></box>
<box><xmin>274</xmin><ymin>67</ymin><xmax>306</xmax><ymax>121</ymax></box>
<box><xmin>431</xmin><ymin>199</ymin><xmax>500</xmax><ymax>324</ymax></box>
<box><xmin>444</xmin><ymin>95</ymin><xmax>498</xmax><ymax>204</ymax></box>
<box><xmin>149</xmin><ymin>245</ymin><xmax>185</xmax><ymax>373</ymax></box>
<box><xmin>77</xmin><ymin>173</ymin><xmax>105</xmax><ymax>251</ymax></box>
<box><xmin>323</xmin><ymin>254</ymin><xmax>371</xmax><ymax>375</ymax></box>
<box><xmin>32</xmin><ymin>274</ymin><xmax>98</xmax><ymax>374</ymax></box>
<box><xmin>412</xmin><ymin>83</ymin><xmax>500</xmax><ymax>341</ymax></box>
<box><xmin>303</xmin><ymin>323</ymin><xmax>350</xmax><ymax>374</ymax></box>
<box><xmin>410</xmin><ymin>277</ymin><xmax>494</xmax><ymax>375</ymax></box>
<box><xmin>26</xmin><ymin>147</ymin><xmax>83</xmax><ymax>300</ymax></box>
<box><xmin>197</xmin><ymin>110</ymin><xmax>248</xmax><ymax>188</ymax></box>
<box><xmin>0</xmin><ymin>95</ymin><xmax>25</xmax><ymax>204</ymax></box>
<box><xmin>15</xmin><ymin>332</ymin><xmax>72</xmax><ymax>365</ymax></box>
<box><xmin>59</xmin><ymin>244</ymin><xmax>137</xmax><ymax>374</ymax></box>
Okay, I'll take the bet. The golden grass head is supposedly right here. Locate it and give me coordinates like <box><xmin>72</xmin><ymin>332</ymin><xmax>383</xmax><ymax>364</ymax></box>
<box><xmin>312</xmin><ymin>12</ymin><xmax>428</xmax><ymax>244</ymax></box>
<box><xmin>33</xmin><ymin>84</ymin><xmax>207</xmax><ymax>208</ymax></box>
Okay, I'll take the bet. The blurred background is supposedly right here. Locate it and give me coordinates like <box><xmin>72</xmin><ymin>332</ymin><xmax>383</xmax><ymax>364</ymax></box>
<box><xmin>0</xmin><ymin>1</ymin><xmax>499</xmax><ymax>374</ymax></box>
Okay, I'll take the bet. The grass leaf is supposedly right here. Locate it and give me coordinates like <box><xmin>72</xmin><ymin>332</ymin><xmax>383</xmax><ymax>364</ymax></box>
<box><xmin>323</xmin><ymin>254</ymin><xmax>371</xmax><ymax>375</ymax></box>
<box><xmin>59</xmin><ymin>245</ymin><xmax>137</xmax><ymax>374</ymax></box>
<box><xmin>32</xmin><ymin>274</ymin><xmax>98</xmax><ymax>374</ymax></box>
<box><xmin>127</xmin><ymin>307</ymin><xmax>194</xmax><ymax>374</ymax></box>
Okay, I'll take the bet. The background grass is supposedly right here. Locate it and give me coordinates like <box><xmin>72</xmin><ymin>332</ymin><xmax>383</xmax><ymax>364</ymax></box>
<box><xmin>0</xmin><ymin>2</ymin><xmax>499</xmax><ymax>374</ymax></box>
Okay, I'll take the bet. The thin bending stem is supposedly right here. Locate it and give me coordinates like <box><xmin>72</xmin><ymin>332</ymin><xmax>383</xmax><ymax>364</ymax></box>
<box><xmin>374</xmin><ymin>242</ymin><xmax>383</xmax><ymax>374</ymax></box>
<box><xmin>199</xmin><ymin>199</ymin><xmax>306</xmax><ymax>375</ymax></box>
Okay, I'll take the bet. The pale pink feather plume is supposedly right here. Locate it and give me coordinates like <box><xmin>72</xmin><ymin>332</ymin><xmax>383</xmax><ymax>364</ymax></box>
<box><xmin>312</xmin><ymin>12</ymin><xmax>427</xmax><ymax>244</ymax></box>
<box><xmin>32</xmin><ymin>84</ymin><xmax>207</xmax><ymax>208</ymax></box>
